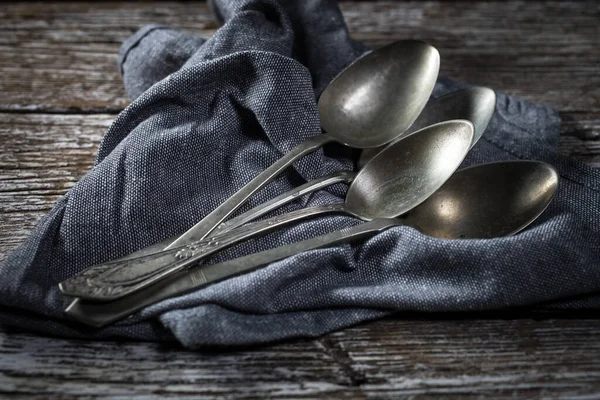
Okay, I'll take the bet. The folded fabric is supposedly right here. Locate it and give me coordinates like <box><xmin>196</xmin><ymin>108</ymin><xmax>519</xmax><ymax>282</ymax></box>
<box><xmin>1</xmin><ymin>0</ymin><xmax>599</xmax><ymax>348</ymax></box>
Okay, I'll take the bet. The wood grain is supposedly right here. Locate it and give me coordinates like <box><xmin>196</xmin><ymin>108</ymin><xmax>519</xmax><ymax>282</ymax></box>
<box><xmin>1</xmin><ymin>1</ymin><xmax>599</xmax><ymax>398</ymax></box>
<box><xmin>0</xmin><ymin>113</ymin><xmax>110</xmax><ymax>257</ymax></box>
<box><xmin>0</xmin><ymin>1</ymin><xmax>597</xmax><ymax>112</ymax></box>
<box><xmin>1</xmin><ymin>316</ymin><xmax>600</xmax><ymax>398</ymax></box>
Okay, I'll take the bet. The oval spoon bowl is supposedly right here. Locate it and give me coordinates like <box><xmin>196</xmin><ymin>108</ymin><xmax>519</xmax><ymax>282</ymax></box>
<box><xmin>319</xmin><ymin>40</ymin><xmax>440</xmax><ymax>148</ymax></box>
<box><xmin>404</xmin><ymin>160</ymin><xmax>559</xmax><ymax>239</ymax></box>
<box><xmin>358</xmin><ymin>86</ymin><xmax>496</xmax><ymax>168</ymax></box>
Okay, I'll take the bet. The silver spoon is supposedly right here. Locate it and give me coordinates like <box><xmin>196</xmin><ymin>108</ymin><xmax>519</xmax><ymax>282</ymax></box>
<box><xmin>161</xmin><ymin>40</ymin><xmax>440</xmax><ymax>248</ymax></box>
<box><xmin>59</xmin><ymin>119</ymin><xmax>473</xmax><ymax>301</ymax></box>
<box><xmin>108</xmin><ymin>86</ymin><xmax>494</xmax><ymax>259</ymax></box>
<box><xmin>359</xmin><ymin>86</ymin><xmax>496</xmax><ymax>169</ymax></box>
<box><xmin>65</xmin><ymin>160</ymin><xmax>559</xmax><ymax>327</ymax></box>
<box><xmin>103</xmin><ymin>39</ymin><xmax>440</xmax><ymax>263</ymax></box>
<box><xmin>210</xmin><ymin>87</ymin><xmax>496</xmax><ymax>237</ymax></box>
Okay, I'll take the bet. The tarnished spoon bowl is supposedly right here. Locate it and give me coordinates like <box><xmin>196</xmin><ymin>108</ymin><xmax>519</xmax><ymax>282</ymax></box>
<box><xmin>320</xmin><ymin>40</ymin><xmax>441</xmax><ymax>148</ymax></box>
<box><xmin>358</xmin><ymin>86</ymin><xmax>496</xmax><ymax>168</ymax></box>
<box><xmin>404</xmin><ymin>160</ymin><xmax>559</xmax><ymax>239</ymax></box>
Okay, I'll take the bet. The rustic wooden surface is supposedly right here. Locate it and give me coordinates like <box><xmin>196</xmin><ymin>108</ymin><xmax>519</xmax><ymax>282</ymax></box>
<box><xmin>0</xmin><ymin>1</ymin><xmax>599</xmax><ymax>398</ymax></box>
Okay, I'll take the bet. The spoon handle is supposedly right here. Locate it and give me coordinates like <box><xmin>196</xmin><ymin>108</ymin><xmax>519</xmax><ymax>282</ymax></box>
<box><xmin>210</xmin><ymin>170</ymin><xmax>356</xmax><ymax>237</ymax></box>
<box><xmin>108</xmin><ymin>170</ymin><xmax>356</xmax><ymax>262</ymax></box>
<box><xmin>59</xmin><ymin>202</ymin><xmax>350</xmax><ymax>301</ymax></box>
<box><xmin>64</xmin><ymin>218</ymin><xmax>401</xmax><ymax>328</ymax></box>
<box><xmin>165</xmin><ymin>134</ymin><xmax>333</xmax><ymax>249</ymax></box>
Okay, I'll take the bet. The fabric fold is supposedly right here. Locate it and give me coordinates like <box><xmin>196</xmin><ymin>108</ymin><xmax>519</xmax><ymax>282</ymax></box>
<box><xmin>1</xmin><ymin>0</ymin><xmax>599</xmax><ymax>348</ymax></box>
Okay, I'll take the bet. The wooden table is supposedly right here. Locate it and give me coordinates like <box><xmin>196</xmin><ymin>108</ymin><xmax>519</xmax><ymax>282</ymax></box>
<box><xmin>1</xmin><ymin>1</ymin><xmax>599</xmax><ymax>398</ymax></box>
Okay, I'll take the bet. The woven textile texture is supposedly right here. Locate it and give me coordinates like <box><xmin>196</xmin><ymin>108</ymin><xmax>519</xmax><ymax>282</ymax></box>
<box><xmin>1</xmin><ymin>0</ymin><xmax>599</xmax><ymax>347</ymax></box>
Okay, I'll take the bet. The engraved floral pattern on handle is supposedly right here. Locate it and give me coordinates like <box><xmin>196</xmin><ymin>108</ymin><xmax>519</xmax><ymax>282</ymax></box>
<box><xmin>59</xmin><ymin>202</ymin><xmax>348</xmax><ymax>301</ymax></box>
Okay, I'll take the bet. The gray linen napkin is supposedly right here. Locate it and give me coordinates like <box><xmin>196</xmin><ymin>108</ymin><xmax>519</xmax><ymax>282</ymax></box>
<box><xmin>1</xmin><ymin>0</ymin><xmax>599</xmax><ymax>347</ymax></box>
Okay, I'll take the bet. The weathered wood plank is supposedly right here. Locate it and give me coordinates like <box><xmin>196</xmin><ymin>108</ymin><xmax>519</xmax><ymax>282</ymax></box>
<box><xmin>0</xmin><ymin>113</ymin><xmax>108</xmax><ymax>258</ymax></box>
<box><xmin>559</xmin><ymin>112</ymin><xmax>600</xmax><ymax>167</ymax></box>
<box><xmin>328</xmin><ymin>315</ymin><xmax>600</xmax><ymax>397</ymax></box>
<box><xmin>0</xmin><ymin>2</ymin><xmax>214</xmax><ymax>112</ymax></box>
<box><xmin>0</xmin><ymin>1</ymin><xmax>598</xmax><ymax>112</ymax></box>
<box><xmin>1</xmin><ymin>317</ymin><xmax>600</xmax><ymax>398</ymax></box>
